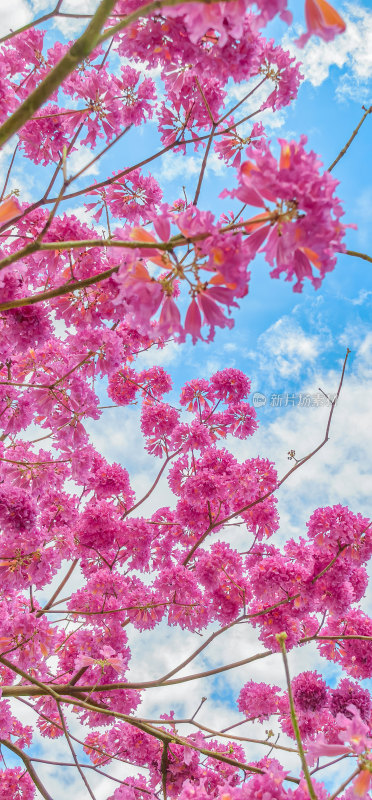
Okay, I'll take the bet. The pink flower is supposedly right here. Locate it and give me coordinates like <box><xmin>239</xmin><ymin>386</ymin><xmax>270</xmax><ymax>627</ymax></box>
<box><xmin>184</xmin><ymin>298</ymin><xmax>202</xmax><ymax>344</ymax></box>
<box><xmin>75</xmin><ymin>646</ymin><xmax>126</xmax><ymax>674</ymax></box>
<box><xmin>228</xmin><ymin>137</ymin><xmax>347</xmax><ymax>292</ymax></box>
<box><xmin>306</xmin><ymin>733</ymin><xmax>351</xmax><ymax>765</ymax></box>
<box><xmin>158</xmin><ymin>296</ymin><xmax>182</xmax><ymax>335</ymax></box>
<box><xmin>238</xmin><ymin>681</ymin><xmax>281</xmax><ymax>721</ymax></box>
<box><xmin>292</xmin><ymin>671</ymin><xmax>328</xmax><ymax>712</ymax></box>
<box><xmin>335</xmin><ymin>705</ymin><xmax>372</xmax><ymax>755</ymax></box>
<box><xmin>197</xmin><ymin>291</ymin><xmax>234</xmax><ymax>337</ymax></box>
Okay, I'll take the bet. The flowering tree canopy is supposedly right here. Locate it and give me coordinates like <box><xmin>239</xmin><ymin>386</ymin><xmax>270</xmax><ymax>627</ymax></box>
<box><xmin>0</xmin><ymin>1</ymin><xmax>371</xmax><ymax>799</ymax></box>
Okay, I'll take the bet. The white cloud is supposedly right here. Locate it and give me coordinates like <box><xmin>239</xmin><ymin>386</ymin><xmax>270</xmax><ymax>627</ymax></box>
<box><xmin>62</xmin><ymin>203</ymin><xmax>103</xmax><ymax>230</ymax></box>
<box><xmin>0</xmin><ymin>0</ymin><xmax>32</xmax><ymax>35</ymax></box>
<box><xmin>350</xmin><ymin>288</ymin><xmax>372</xmax><ymax>305</ymax></box>
<box><xmin>135</xmin><ymin>339</ymin><xmax>180</xmax><ymax>368</ymax></box>
<box><xmin>228</xmin><ymin>80</ymin><xmax>288</xmax><ymax>132</ymax></box>
<box><xmin>51</xmin><ymin>0</ymin><xmax>98</xmax><ymax>36</ymax></box>
<box><xmin>67</xmin><ymin>145</ymin><xmax>100</xmax><ymax>181</ymax></box>
<box><xmin>234</xmin><ymin>331</ymin><xmax>372</xmax><ymax>543</ymax></box>
<box><xmin>252</xmin><ymin>317</ymin><xmax>321</xmax><ymax>381</ymax></box>
<box><xmin>284</xmin><ymin>2</ymin><xmax>372</xmax><ymax>99</ymax></box>
<box><xmin>157</xmin><ymin>149</ymin><xmax>227</xmax><ymax>183</ymax></box>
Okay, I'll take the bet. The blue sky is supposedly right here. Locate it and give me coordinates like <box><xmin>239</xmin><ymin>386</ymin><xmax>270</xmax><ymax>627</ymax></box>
<box><xmin>1</xmin><ymin>0</ymin><xmax>372</xmax><ymax>797</ymax></box>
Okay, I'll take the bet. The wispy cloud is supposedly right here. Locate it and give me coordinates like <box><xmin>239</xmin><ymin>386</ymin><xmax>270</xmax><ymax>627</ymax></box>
<box><xmin>156</xmin><ymin>149</ymin><xmax>227</xmax><ymax>183</ymax></box>
<box><xmin>251</xmin><ymin>316</ymin><xmax>322</xmax><ymax>382</ymax></box>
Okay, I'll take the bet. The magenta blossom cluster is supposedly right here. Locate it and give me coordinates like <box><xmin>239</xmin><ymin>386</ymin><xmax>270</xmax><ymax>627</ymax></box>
<box><xmin>0</xmin><ymin>347</ymin><xmax>370</xmax><ymax>799</ymax></box>
<box><xmin>0</xmin><ymin>0</ymin><xmax>359</xmax><ymax>797</ymax></box>
<box><xmin>225</xmin><ymin>136</ymin><xmax>348</xmax><ymax>291</ymax></box>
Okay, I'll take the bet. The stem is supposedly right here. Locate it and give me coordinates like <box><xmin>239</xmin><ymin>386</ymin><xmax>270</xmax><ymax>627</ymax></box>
<box><xmin>345</xmin><ymin>249</ymin><xmax>372</xmax><ymax>264</ymax></box>
<box><xmin>276</xmin><ymin>633</ymin><xmax>317</xmax><ymax>800</ymax></box>
<box><xmin>36</xmin><ymin>559</ymin><xmax>79</xmax><ymax>617</ymax></box>
<box><xmin>328</xmin><ymin>768</ymin><xmax>360</xmax><ymax>800</ymax></box>
<box><xmin>0</xmin><ymin>144</ymin><xmax>18</xmax><ymax>202</ymax></box>
<box><xmin>57</xmin><ymin>702</ymin><xmax>97</xmax><ymax>800</ymax></box>
<box><xmin>0</xmin><ymin>2</ymin><xmax>63</xmax><ymax>44</ymax></box>
<box><xmin>0</xmin><ymin>266</ymin><xmax>118</xmax><ymax>312</ymax></box>
<box><xmin>193</xmin><ymin>123</ymin><xmax>216</xmax><ymax>205</ymax></box>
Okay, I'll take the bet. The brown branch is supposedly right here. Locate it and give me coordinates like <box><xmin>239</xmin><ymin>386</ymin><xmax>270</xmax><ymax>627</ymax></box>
<box><xmin>142</xmin><ymin>717</ymin><xmax>298</xmax><ymax>753</ymax></box>
<box><xmin>328</xmin><ymin>768</ymin><xmax>360</xmax><ymax>800</ymax></box>
<box><xmin>0</xmin><ymin>739</ymin><xmax>53</xmax><ymax>800</ymax></box>
<box><xmin>123</xmin><ymin>448</ymin><xmax>182</xmax><ymax>519</ymax></box>
<box><xmin>0</xmin><ymin>266</ymin><xmax>118</xmax><ymax>312</ymax></box>
<box><xmin>1</xmin><ymin>647</ymin><xmax>272</xmax><ymax>697</ymax></box>
<box><xmin>345</xmin><ymin>249</ymin><xmax>372</xmax><ymax>264</ymax></box>
<box><xmin>0</xmin><ymin>0</ymin><xmax>118</xmax><ymax>147</ymax></box>
<box><xmin>0</xmin><ymin>1</ymin><xmax>63</xmax><ymax>44</ymax></box>
<box><xmin>277</xmin><ymin>633</ymin><xmax>316</xmax><ymax>800</ymax></box>
<box><xmin>57</xmin><ymin>702</ymin><xmax>97</xmax><ymax>800</ymax></box>
<box><xmin>36</xmin><ymin>559</ymin><xmax>79</xmax><ymax>617</ymax></box>
<box><xmin>328</xmin><ymin>105</ymin><xmax>372</xmax><ymax>171</ymax></box>
<box><xmin>158</xmin><ymin>616</ymin><xmax>245</xmax><ymax>682</ymax></box>
<box><xmin>55</xmin><ymin>694</ymin><xmax>286</xmax><ymax>782</ymax></box>
<box><xmin>193</xmin><ymin>122</ymin><xmax>217</xmax><ymax>205</ymax></box>
<box><xmin>0</xmin><ymin>145</ymin><xmax>18</xmax><ymax>202</ymax></box>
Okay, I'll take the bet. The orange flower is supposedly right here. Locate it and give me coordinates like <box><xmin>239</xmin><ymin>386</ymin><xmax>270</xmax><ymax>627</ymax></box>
<box><xmin>297</xmin><ymin>0</ymin><xmax>346</xmax><ymax>47</ymax></box>
<box><xmin>353</xmin><ymin>769</ymin><xmax>372</xmax><ymax>797</ymax></box>
<box><xmin>0</xmin><ymin>196</ymin><xmax>20</xmax><ymax>224</ymax></box>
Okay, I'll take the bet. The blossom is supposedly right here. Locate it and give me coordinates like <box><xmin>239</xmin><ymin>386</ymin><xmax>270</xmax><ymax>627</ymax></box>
<box><xmin>228</xmin><ymin>137</ymin><xmax>347</xmax><ymax>291</ymax></box>
<box><xmin>292</xmin><ymin>671</ymin><xmax>328</xmax><ymax>712</ymax></box>
<box><xmin>307</xmin><ymin>705</ymin><xmax>372</xmax><ymax>765</ymax></box>
<box><xmin>296</xmin><ymin>0</ymin><xmax>346</xmax><ymax>48</ymax></box>
<box><xmin>18</xmin><ymin>104</ymin><xmax>73</xmax><ymax>165</ymax></box>
<box><xmin>210</xmin><ymin>369</ymin><xmax>251</xmax><ymax>402</ymax></box>
<box><xmin>0</xmin><ymin>485</ymin><xmax>37</xmax><ymax>533</ymax></box>
<box><xmin>352</xmin><ymin>769</ymin><xmax>372</xmax><ymax>798</ymax></box>
<box><xmin>330</xmin><ymin>680</ymin><xmax>372</xmax><ymax>721</ymax></box>
<box><xmin>237</xmin><ymin>681</ymin><xmax>281</xmax><ymax>721</ymax></box>
<box><xmin>0</xmin><ymin>767</ymin><xmax>35</xmax><ymax>799</ymax></box>
<box><xmin>75</xmin><ymin>646</ymin><xmax>126</xmax><ymax>675</ymax></box>
<box><xmin>306</xmin><ymin>732</ymin><xmax>351</xmax><ymax>764</ymax></box>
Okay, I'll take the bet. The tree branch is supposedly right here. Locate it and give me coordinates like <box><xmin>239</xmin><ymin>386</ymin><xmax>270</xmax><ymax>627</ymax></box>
<box><xmin>0</xmin><ymin>739</ymin><xmax>53</xmax><ymax>800</ymax></box>
<box><xmin>328</xmin><ymin>105</ymin><xmax>372</xmax><ymax>172</ymax></box>
<box><xmin>0</xmin><ymin>0</ymin><xmax>118</xmax><ymax>147</ymax></box>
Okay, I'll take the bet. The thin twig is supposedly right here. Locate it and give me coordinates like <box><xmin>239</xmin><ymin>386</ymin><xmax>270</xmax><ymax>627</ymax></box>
<box><xmin>36</xmin><ymin>560</ymin><xmax>79</xmax><ymax>617</ymax></box>
<box><xmin>276</xmin><ymin>633</ymin><xmax>316</xmax><ymax>800</ymax></box>
<box><xmin>57</xmin><ymin>702</ymin><xmax>97</xmax><ymax>800</ymax></box>
<box><xmin>193</xmin><ymin>123</ymin><xmax>216</xmax><ymax>205</ymax></box>
<box><xmin>329</xmin><ymin>106</ymin><xmax>372</xmax><ymax>171</ymax></box>
<box><xmin>0</xmin><ymin>144</ymin><xmax>18</xmax><ymax>202</ymax></box>
<box><xmin>345</xmin><ymin>249</ymin><xmax>372</xmax><ymax>264</ymax></box>
<box><xmin>183</xmin><ymin>349</ymin><xmax>350</xmax><ymax>564</ymax></box>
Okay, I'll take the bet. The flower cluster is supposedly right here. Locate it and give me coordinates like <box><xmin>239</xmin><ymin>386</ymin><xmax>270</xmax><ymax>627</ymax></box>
<box><xmin>226</xmin><ymin>137</ymin><xmax>347</xmax><ymax>291</ymax></box>
<box><xmin>0</xmin><ymin>0</ymin><xmax>360</xmax><ymax>798</ymax></box>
